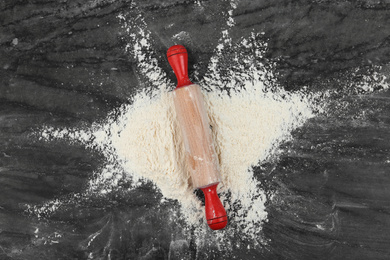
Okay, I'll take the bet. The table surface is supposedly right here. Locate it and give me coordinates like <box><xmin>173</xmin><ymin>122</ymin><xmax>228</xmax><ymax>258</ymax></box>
<box><xmin>1</xmin><ymin>0</ymin><xmax>390</xmax><ymax>259</ymax></box>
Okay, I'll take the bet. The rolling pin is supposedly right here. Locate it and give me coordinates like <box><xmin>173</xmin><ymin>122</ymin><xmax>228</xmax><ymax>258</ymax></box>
<box><xmin>167</xmin><ymin>45</ymin><xmax>228</xmax><ymax>230</ymax></box>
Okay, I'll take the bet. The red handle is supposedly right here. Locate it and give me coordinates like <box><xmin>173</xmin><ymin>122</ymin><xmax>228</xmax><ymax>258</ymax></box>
<box><xmin>200</xmin><ymin>184</ymin><xmax>228</xmax><ymax>230</ymax></box>
<box><xmin>167</xmin><ymin>45</ymin><xmax>193</xmax><ymax>88</ymax></box>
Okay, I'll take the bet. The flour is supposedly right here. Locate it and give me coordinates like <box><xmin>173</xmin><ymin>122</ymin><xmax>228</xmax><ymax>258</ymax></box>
<box><xmin>31</xmin><ymin>3</ymin><xmax>315</xmax><ymax>246</ymax></box>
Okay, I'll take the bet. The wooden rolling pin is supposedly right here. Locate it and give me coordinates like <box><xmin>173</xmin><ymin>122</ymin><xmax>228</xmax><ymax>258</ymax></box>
<box><xmin>167</xmin><ymin>45</ymin><xmax>228</xmax><ymax>230</ymax></box>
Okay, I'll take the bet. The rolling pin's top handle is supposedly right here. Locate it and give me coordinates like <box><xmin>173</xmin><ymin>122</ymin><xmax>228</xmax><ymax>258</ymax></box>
<box><xmin>167</xmin><ymin>45</ymin><xmax>193</xmax><ymax>89</ymax></box>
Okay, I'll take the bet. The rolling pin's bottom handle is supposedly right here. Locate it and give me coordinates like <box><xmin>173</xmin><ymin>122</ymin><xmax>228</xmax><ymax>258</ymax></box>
<box><xmin>200</xmin><ymin>183</ymin><xmax>228</xmax><ymax>230</ymax></box>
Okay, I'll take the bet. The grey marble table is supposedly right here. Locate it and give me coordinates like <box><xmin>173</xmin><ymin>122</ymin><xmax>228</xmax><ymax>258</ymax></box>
<box><xmin>1</xmin><ymin>0</ymin><xmax>390</xmax><ymax>259</ymax></box>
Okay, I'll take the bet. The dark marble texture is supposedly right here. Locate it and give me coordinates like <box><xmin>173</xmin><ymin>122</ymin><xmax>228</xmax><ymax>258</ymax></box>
<box><xmin>1</xmin><ymin>0</ymin><xmax>390</xmax><ymax>259</ymax></box>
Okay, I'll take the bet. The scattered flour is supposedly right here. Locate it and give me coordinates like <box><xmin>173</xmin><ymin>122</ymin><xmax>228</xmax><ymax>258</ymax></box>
<box><xmin>30</xmin><ymin>2</ymin><xmax>315</xmax><ymax>246</ymax></box>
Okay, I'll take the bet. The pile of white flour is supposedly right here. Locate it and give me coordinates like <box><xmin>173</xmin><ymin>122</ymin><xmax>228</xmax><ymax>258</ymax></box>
<box><xmin>33</xmin><ymin>7</ymin><xmax>318</xmax><ymax>246</ymax></box>
<box><xmin>38</xmin><ymin>54</ymin><xmax>315</xmax><ymax>245</ymax></box>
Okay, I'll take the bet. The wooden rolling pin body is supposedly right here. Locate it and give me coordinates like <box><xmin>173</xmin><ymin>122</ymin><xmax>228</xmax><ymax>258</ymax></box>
<box><xmin>173</xmin><ymin>84</ymin><xmax>220</xmax><ymax>189</ymax></box>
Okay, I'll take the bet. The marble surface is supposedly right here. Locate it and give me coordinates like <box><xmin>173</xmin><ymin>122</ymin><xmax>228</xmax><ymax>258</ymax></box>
<box><xmin>1</xmin><ymin>0</ymin><xmax>390</xmax><ymax>259</ymax></box>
